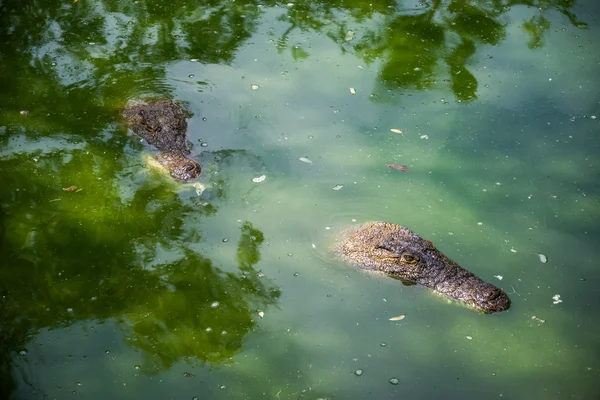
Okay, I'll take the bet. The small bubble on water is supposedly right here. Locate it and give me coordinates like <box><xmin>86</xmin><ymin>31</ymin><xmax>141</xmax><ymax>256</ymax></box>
<box><xmin>134</xmin><ymin>365</ymin><xmax>141</xmax><ymax>370</ymax></box>
<box><xmin>293</xmin><ymin>272</ymin><xmax>299</xmax><ymax>277</ymax></box>
<box><xmin>287</xmin><ymin>253</ymin><xmax>293</xmax><ymax>257</ymax></box>
<box><xmin>76</xmin><ymin>382</ymin><xmax>82</xmax><ymax>386</ymax></box>
<box><xmin>104</xmin><ymin>350</ymin><xmax>110</xmax><ymax>354</ymax></box>
<box><xmin>219</xmin><ymin>385</ymin><xmax>226</xmax><ymax>389</ymax></box>
<box><xmin>250</xmin><ymin>84</ymin><xmax>259</xmax><ymax>90</ymax></box>
<box><xmin>210</xmin><ymin>301</ymin><xmax>220</xmax><ymax>308</ymax></box>
<box><xmin>354</xmin><ymin>369</ymin><xmax>364</xmax><ymax>376</ymax></box>
<box><xmin>389</xmin><ymin>378</ymin><xmax>399</xmax><ymax>385</ymax></box>
<box><xmin>221</xmin><ymin>330</ymin><xmax>227</xmax><ymax>335</ymax></box>
<box><xmin>200</xmin><ymin>142</ymin><xmax>208</xmax><ymax>147</ymax></box>
<box><xmin>222</xmin><ymin>238</ymin><xmax>229</xmax><ymax>243</ymax></box>
<box><xmin>380</xmin><ymin>342</ymin><xmax>387</xmax><ymax>347</ymax></box>
<box><xmin>189</xmin><ymin>74</ymin><xmax>195</xmax><ymax>78</ymax></box>
<box><xmin>205</xmin><ymin>327</ymin><xmax>212</xmax><ymax>332</ymax></box>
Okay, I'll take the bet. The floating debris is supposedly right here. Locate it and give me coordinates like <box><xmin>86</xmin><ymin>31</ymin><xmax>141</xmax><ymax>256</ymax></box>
<box><xmin>390</xmin><ymin>128</ymin><xmax>403</xmax><ymax>134</ymax></box>
<box><xmin>494</xmin><ymin>275</ymin><xmax>503</xmax><ymax>281</ymax></box>
<box><xmin>250</xmin><ymin>84</ymin><xmax>260</xmax><ymax>90</ymax></box>
<box><xmin>531</xmin><ymin>316</ymin><xmax>546</xmax><ymax>324</ymax></box>
<box><xmin>465</xmin><ymin>336</ymin><xmax>473</xmax><ymax>340</ymax></box>
<box><xmin>386</xmin><ymin>164</ymin><xmax>409</xmax><ymax>172</ymax></box>
<box><xmin>252</xmin><ymin>175</ymin><xmax>266</xmax><ymax>183</ymax></box>
<box><xmin>537</xmin><ymin>253</ymin><xmax>548</xmax><ymax>263</ymax></box>
<box><xmin>62</xmin><ymin>186</ymin><xmax>78</xmax><ymax>192</ymax></box>
<box><xmin>183</xmin><ymin>372</ymin><xmax>195</xmax><ymax>378</ymax></box>
<box><xmin>510</xmin><ymin>248</ymin><xmax>517</xmax><ymax>253</ymax></box>
<box><xmin>389</xmin><ymin>378</ymin><xmax>399</xmax><ymax>385</ymax></box>
<box><xmin>388</xmin><ymin>315</ymin><xmax>405</xmax><ymax>321</ymax></box>
<box><xmin>349</xmin><ymin>87</ymin><xmax>356</xmax><ymax>95</ymax></box>
<box><xmin>552</xmin><ymin>294</ymin><xmax>562</xmax><ymax>304</ymax></box>
<box><xmin>419</xmin><ymin>135</ymin><xmax>429</xmax><ymax>140</ymax></box>
<box><xmin>354</xmin><ymin>369</ymin><xmax>363</xmax><ymax>376</ymax></box>
<box><xmin>345</xmin><ymin>30</ymin><xmax>354</xmax><ymax>41</ymax></box>
<box><xmin>258</xmin><ymin>311</ymin><xmax>265</xmax><ymax>318</ymax></box>
<box><xmin>193</xmin><ymin>182</ymin><xmax>206</xmax><ymax>196</ymax></box>
<box><xmin>332</xmin><ymin>184</ymin><xmax>344</xmax><ymax>191</ymax></box>
<box><xmin>20</xmin><ymin>110</ymin><xmax>29</xmax><ymax>116</ymax></box>
<box><xmin>298</xmin><ymin>157</ymin><xmax>313</xmax><ymax>164</ymax></box>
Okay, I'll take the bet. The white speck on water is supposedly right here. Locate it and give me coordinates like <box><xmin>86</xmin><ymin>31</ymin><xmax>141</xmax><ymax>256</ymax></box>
<box><xmin>332</xmin><ymin>184</ymin><xmax>344</xmax><ymax>191</ymax></box>
<box><xmin>325</xmin><ymin>226</ymin><xmax>331</xmax><ymax>230</ymax></box>
<box><xmin>252</xmin><ymin>175</ymin><xmax>266</xmax><ymax>183</ymax></box>
<box><xmin>354</xmin><ymin>369</ymin><xmax>363</xmax><ymax>376</ymax></box>
<box><xmin>552</xmin><ymin>294</ymin><xmax>562</xmax><ymax>304</ymax></box>
<box><xmin>210</xmin><ymin>301</ymin><xmax>220</xmax><ymax>308</ymax></box>
<box><xmin>298</xmin><ymin>157</ymin><xmax>312</xmax><ymax>164</ymax></box>
<box><xmin>250</xmin><ymin>84</ymin><xmax>260</xmax><ymax>90</ymax></box>
<box><xmin>494</xmin><ymin>275</ymin><xmax>503</xmax><ymax>280</ymax></box>
<box><xmin>67</xmin><ymin>308</ymin><xmax>73</xmax><ymax>313</ymax></box>
<box><xmin>510</xmin><ymin>248</ymin><xmax>517</xmax><ymax>253</ymax></box>
<box><xmin>389</xmin><ymin>378</ymin><xmax>399</xmax><ymax>385</ymax></box>
<box><xmin>466</xmin><ymin>336</ymin><xmax>473</xmax><ymax>340</ymax></box>
<box><xmin>537</xmin><ymin>253</ymin><xmax>548</xmax><ymax>263</ymax></box>
<box><xmin>312</xmin><ymin>243</ymin><xmax>316</xmax><ymax>249</ymax></box>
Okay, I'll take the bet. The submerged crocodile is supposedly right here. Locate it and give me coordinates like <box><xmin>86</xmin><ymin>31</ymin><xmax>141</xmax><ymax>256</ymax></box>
<box><xmin>121</xmin><ymin>99</ymin><xmax>201</xmax><ymax>181</ymax></box>
<box><xmin>335</xmin><ymin>221</ymin><xmax>510</xmax><ymax>313</ymax></box>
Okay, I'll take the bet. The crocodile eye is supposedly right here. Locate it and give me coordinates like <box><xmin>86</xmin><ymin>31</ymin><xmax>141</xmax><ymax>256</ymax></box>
<box><xmin>402</xmin><ymin>254</ymin><xmax>419</xmax><ymax>264</ymax></box>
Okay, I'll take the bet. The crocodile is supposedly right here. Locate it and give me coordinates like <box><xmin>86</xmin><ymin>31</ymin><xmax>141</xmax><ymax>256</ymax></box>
<box><xmin>335</xmin><ymin>221</ymin><xmax>510</xmax><ymax>313</ymax></box>
<box><xmin>121</xmin><ymin>99</ymin><xmax>201</xmax><ymax>181</ymax></box>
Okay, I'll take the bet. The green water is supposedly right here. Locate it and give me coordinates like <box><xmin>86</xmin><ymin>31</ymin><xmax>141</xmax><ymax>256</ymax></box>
<box><xmin>1</xmin><ymin>0</ymin><xmax>599</xmax><ymax>399</ymax></box>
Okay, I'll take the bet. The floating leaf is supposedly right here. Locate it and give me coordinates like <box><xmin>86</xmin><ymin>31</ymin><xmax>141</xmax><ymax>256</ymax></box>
<box><xmin>63</xmin><ymin>186</ymin><xmax>78</xmax><ymax>192</ymax></box>
<box><xmin>298</xmin><ymin>157</ymin><xmax>313</xmax><ymax>164</ymax></box>
<box><xmin>252</xmin><ymin>175</ymin><xmax>266</xmax><ymax>183</ymax></box>
<box><xmin>386</xmin><ymin>164</ymin><xmax>409</xmax><ymax>172</ymax></box>
<box><xmin>388</xmin><ymin>315</ymin><xmax>405</xmax><ymax>321</ymax></box>
<box><xmin>390</xmin><ymin>128</ymin><xmax>403</xmax><ymax>134</ymax></box>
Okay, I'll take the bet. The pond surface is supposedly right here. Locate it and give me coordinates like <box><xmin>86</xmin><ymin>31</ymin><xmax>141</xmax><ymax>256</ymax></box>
<box><xmin>1</xmin><ymin>0</ymin><xmax>599</xmax><ymax>399</ymax></box>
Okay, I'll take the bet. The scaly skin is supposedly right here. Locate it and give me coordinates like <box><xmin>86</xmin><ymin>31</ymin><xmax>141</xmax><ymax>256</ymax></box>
<box><xmin>335</xmin><ymin>221</ymin><xmax>510</xmax><ymax>313</ymax></box>
<box><xmin>121</xmin><ymin>99</ymin><xmax>201</xmax><ymax>181</ymax></box>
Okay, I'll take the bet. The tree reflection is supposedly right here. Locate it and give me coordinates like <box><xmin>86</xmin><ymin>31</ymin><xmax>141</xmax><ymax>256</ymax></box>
<box><xmin>0</xmin><ymin>146</ymin><xmax>279</xmax><ymax>389</ymax></box>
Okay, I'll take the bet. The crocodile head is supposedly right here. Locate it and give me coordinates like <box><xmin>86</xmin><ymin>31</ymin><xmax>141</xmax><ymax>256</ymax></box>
<box><xmin>335</xmin><ymin>221</ymin><xmax>510</xmax><ymax>313</ymax></box>
<box><xmin>157</xmin><ymin>151</ymin><xmax>201</xmax><ymax>181</ymax></box>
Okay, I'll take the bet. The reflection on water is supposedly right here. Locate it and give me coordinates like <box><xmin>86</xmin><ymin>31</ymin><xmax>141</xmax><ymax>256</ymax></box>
<box><xmin>1</xmin><ymin>0</ymin><xmax>598</xmax><ymax>399</ymax></box>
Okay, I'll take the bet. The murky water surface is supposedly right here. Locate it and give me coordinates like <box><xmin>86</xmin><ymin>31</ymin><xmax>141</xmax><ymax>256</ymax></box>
<box><xmin>1</xmin><ymin>1</ymin><xmax>599</xmax><ymax>399</ymax></box>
